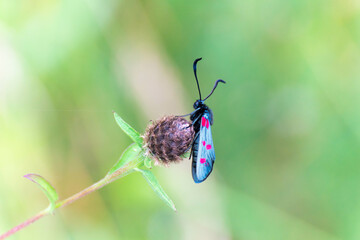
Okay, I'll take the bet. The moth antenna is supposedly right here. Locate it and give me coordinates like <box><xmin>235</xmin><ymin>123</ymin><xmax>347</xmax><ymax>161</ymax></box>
<box><xmin>193</xmin><ymin>58</ymin><xmax>203</xmax><ymax>100</ymax></box>
<box><xmin>203</xmin><ymin>79</ymin><xmax>226</xmax><ymax>101</ymax></box>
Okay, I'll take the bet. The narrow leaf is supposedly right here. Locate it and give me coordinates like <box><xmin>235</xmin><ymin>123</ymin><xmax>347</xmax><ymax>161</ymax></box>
<box><xmin>134</xmin><ymin>168</ymin><xmax>176</xmax><ymax>211</ymax></box>
<box><xmin>181</xmin><ymin>151</ymin><xmax>191</xmax><ymax>159</ymax></box>
<box><xmin>107</xmin><ymin>143</ymin><xmax>142</xmax><ymax>175</ymax></box>
<box><xmin>144</xmin><ymin>157</ymin><xmax>153</xmax><ymax>169</ymax></box>
<box><xmin>113</xmin><ymin>111</ymin><xmax>143</xmax><ymax>147</ymax></box>
<box><xmin>24</xmin><ymin>174</ymin><xmax>58</xmax><ymax>212</ymax></box>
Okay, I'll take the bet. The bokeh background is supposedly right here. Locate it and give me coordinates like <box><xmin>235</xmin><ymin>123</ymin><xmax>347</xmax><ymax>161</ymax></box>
<box><xmin>1</xmin><ymin>0</ymin><xmax>360</xmax><ymax>239</ymax></box>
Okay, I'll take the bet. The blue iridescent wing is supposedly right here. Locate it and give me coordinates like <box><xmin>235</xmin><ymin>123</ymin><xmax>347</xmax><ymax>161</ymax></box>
<box><xmin>192</xmin><ymin>113</ymin><xmax>215</xmax><ymax>183</ymax></box>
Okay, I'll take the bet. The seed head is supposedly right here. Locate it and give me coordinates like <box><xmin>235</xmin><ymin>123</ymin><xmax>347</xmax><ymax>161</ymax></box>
<box><xmin>144</xmin><ymin>116</ymin><xmax>194</xmax><ymax>165</ymax></box>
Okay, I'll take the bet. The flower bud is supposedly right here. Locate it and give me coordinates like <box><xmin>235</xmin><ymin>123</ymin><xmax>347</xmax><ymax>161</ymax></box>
<box><xmin>144</xmin><ymin>116</ymin><xmax>194</xmax><ymax>165</ymax></box>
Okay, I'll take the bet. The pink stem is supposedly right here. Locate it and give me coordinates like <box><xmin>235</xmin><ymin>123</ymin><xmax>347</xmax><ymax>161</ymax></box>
<box><xmin>0</xmin><ymin>166</ymin><xmax>134</xmax><ymax>239</ymax></box>
<box><xmin>0</xmin><ymin>209</ymin><xmax>48</xmax><ymax>240</ymax></box>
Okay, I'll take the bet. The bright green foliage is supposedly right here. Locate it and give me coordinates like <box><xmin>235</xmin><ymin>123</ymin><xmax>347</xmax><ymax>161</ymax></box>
<box><xmin>144</xmin><ymin>156</ymin><xmax>153</xmax><ymax>169</ymax></box>
<box><xmin>107</xmin><ymin>143</ymin><xmax>142</xmax><ymax>175</ymax></box>
<box><xmin>181</xmin><ymin>151</ymin><xmax>190</xmax><ymax>159</ymax></box>
<box><xmin>4</xmin><ymin>0</ymin><xmax>360</xmax><ymax>238</ymax></box>
<box><xmin>24</xmin><ymin>174</ymin><xmax>58</xmax><ymax>212</ymax></box>
<box><xmin>111</xmin><ymin>114</ymin><xmax>175</xmax><ymax>211</ymax></box>
<box><xmin>113</xmin><ymin>112</ymin><xmax>143</xmax><ymax>147</ymax></box>
<box><xmin>134</xmin><ymin>168</ymin><xmax>176</xmax><ymax>212</ymax></box>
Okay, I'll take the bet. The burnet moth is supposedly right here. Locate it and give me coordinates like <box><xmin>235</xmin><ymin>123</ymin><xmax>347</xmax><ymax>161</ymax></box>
<box><xmin>186</xmin><ymin>58</ymin><xmax>226</xmax><ymax>183</ymax></box>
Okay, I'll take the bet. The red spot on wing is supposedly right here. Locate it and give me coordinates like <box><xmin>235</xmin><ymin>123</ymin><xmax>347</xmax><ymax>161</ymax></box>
<box><xmin>202</xmin><ymin>141</ymin><xmax>206</xmax><ymax>146</ymax></box>
<box><xmin>200</xmin><ymin>158</ymin><xmax>206</xmax><ymax>164</ymax></box>
<box><xmin>206</xmin><ymin>144</ymin><xmax>212</xmax><ymax>150</ymax></box>
<box><xmin>202</xmin><ymin>117</ymin><xmax>210</xmax><ymax>129</ymax></box>
<box><xmin>201</xmin><ymin>117</ymin><xmax>206</xmax><ymax>127</ymax></box>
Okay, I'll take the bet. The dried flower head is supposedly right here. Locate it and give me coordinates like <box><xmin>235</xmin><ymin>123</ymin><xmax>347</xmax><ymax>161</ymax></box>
<box><xmin>144</xmin><ymin>116</ymin><xmax>194</xmax><ymax>165</ymax></box>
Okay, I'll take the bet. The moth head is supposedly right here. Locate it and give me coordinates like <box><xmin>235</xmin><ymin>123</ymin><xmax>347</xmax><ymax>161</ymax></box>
<box><xmin>193</xmin><ymin>100</ymin><xmax>204</xmax><ymax>110</ymax></box>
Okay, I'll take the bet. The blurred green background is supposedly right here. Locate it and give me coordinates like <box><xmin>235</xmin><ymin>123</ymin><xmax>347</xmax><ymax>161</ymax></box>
<box><xmin>1</xmin><ymin>0</ymin><xmax>360</xmax><ymax>239</ymax></box>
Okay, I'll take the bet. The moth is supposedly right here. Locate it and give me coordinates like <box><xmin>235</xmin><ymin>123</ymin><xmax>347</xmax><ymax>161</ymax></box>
<box><xmin>187</xmin><ymin>58</ymin><xmax>225</xmax><ymax>183</ymax></box>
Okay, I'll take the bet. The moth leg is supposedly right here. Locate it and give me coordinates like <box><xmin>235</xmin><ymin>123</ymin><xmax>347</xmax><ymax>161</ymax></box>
<box><xmin>176</xmin><ymin>108</ymin><xmax>201</xmax><ymax>118</ymax></box>
<box><xmin>190</xmin><ymin>114</ymin><xmax>202</xmax><ymax>126</ymax></box>
<box><xmin>181</xmin><ymin>122</ymin><xmax>194</xmax><ymax>130</ymax></box>
<box><xmin>180</xmin><ymin>114</ymin><xmax>201</xmax><ymax>130</ymax></box>
<box><xmin>188</xmin><ymin>132</ymin><xmax>200</xmax><ymax>160</ymax></box>
<box><xmin>188</xmin><ymin>147</ymin><xmax>193</xmax><ymax>160</ymax></box>
<box><xmin>185</xmin><ymin>132</ymin><xmax>199</xmax><ymax>152</ymax></box>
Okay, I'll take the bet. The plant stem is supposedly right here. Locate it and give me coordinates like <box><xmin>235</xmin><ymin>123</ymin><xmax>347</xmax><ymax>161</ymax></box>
<box><xmin>0</xmin><ymin>209</ymin><xmax>48</xmax><ymax>240</ymax></box>
<box><xmin>0</xmin><ymin>165</ymin><xmax>135</xmax><ymax>240</ymax></box>
<box><xmin>55</xmin><ymin>174</ymin><xmax>111</xmax><ymax>209</ymax></box>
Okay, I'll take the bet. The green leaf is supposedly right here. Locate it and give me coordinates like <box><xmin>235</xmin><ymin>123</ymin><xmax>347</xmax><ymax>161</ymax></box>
<box><xmin>144</xmin><ymin>156</ymin><xmax>153</xmax><ymax>169</ymax></box>
<box><xmin>134</xmin><ymin>168</ymin><xmax>176</xmax><ymax>211</ymax></box>
<box><xmin>24</xmin><ymin>174</ymin><xmax>58</xmax><ymax>212</ymax></box>
<box><xmin>107</xmin><ymin>143</ymin><xmax>142</xmax><ymax>175</ymax></box>
<box><xmin>181</xmin><ymin>151</ymin><xmax>191</xmax><ymax>159</ymax></box>
<box><xmin>113</xmin><ymin>111</ymin><xmax>143</xmax><ymax>147</ymax></box>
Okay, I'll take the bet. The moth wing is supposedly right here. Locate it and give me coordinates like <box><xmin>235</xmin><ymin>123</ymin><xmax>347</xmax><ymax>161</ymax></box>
<box><xmin>192</xmin><ymin>115</ymin><xmax>215</xmax><ymax>183</ymax></box>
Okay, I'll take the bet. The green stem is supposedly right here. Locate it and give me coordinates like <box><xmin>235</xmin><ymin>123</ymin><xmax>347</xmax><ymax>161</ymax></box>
<box><xmin>0</xmin><ymin>164</ymin><xmax>136</xmax><ymax>240</ymax></box>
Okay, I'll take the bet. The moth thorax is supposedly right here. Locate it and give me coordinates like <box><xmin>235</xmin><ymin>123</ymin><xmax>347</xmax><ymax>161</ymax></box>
<box><xmin>143</xmin><ymin>116</ymin><xmax>194</xmax><ymax>165</ymax></box>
